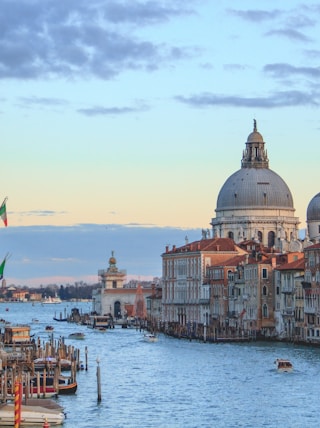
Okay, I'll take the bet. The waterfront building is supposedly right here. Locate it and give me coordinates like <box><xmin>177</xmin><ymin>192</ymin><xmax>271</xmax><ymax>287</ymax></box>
<box><xmin>161</xmin><ymin>237</ymin><xmax>247</xmax><ymax>326</ymax></box>
<box><xmin>145</xmin><ymin>284</ymin><xmax>162</xmax><ymax>329</ymax></box>
<box><xmin>210</xmin><ymin>120</ymin><xmax>300</xmax><ymax>250</ymax></box>
<box><xmin>303</xmin><ymin>243</ymin><xmax>320</xmax><ymax>342</ymax></box>
<box><xmin>205</xmin><ymin>253</ymin><xmax>247</xmax><ymax>336</ymax></box>
<box><xmin>274</xmin><ymin>256</ymin><xmax>305</xmax><ymax>340</ymax></box>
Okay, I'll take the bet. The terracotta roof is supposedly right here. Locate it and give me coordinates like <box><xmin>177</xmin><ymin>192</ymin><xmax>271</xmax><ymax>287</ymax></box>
<box><xmin>304</xmin><ymin>243</ymin><xmax>320</xmax><ymax>250</ymax></box>
<box><xmin>210</xmin><ymin>254</ymin><xmax>248</xmax><ymax>268</ymax></box>
<box><xmin>163</xmin><ymin>238</ymin><xmax>239</xmax><ymax>255</ymax></box>
<box><xmin>275</xmin><ymin>258</ymin><xmax>305</xmax><ymax>271</ymax></box>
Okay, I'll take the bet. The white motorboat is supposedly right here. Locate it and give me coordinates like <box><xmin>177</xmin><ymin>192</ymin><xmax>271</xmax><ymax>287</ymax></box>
<box><xmin>143</xmin><ymin>333</ymin><xmax>158</xmax><ymax>343</ymax></box>
<box><xmin>275</xmin><ymin>358</ymin><xmax>293</xmax><ymax>372</ymax></box>
<box><xmin>0</xmin><ymin>403</ymin><xmax>65</xmax><ymax>426</ymax></box>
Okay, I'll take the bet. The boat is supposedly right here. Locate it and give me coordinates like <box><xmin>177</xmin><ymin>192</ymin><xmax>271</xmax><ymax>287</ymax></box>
<box><xmin>275</xmin><ymin>358</ymin><xmax>293</xmax><ymax>372</ymax></box>
<box><xmin>68</xmin><ymin>332</ymin><xmax>85</xmax><ymax>340</ymax></box>
<box><xmin>33</xmin><ymin>357</ymin><xmax>72</xmax><ymax>372</ymax></box>
<box><xmin>57</xmin><ymin>375</ymin><xmax>77</xmax><ymax>395</ymax></box>
<box><xmin>143</xmin><ymin>333</ymin><xmax>158</xmax><ymax>343</ymax></box>
<box><xmin>0</xmin><ymin>403</ymin><xmax>65</xmax><ymax>426</ymax></box>
<box><xmin>42</xmin><ymin>296</ymin><xmax>62</xmax><ymax>304</ymax></box>
<box><xmin>45</xmin><ymin>325</ymin><xmax>54</xmax><ymax>331</ymax></box>
<box><xmin>30</xmin><ymin>374</ymin><xmax>77</xmax><ymax>396</ymax></box>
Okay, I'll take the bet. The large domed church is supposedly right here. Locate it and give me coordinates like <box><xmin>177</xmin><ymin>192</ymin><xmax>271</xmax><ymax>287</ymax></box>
<box><xmin>210</xmin><ymin>120</ymin><xmax>301</xmax><ymax>250</ymax></box>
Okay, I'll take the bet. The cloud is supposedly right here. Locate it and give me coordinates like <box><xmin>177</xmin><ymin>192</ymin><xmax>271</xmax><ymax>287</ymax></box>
<box><xmin>228</xmin><ymin>8</ymin><xmax>282</xmax><ymax>22</ymax></box>
<box><xmin>77</xmin><ymin>103</ymin><xmax>149</xmax><ymax>116</ymax></box>
<box><xmin>175</xmin><ymin>90</ymin><xmax>319</xmax><ymax>108</ymax></box>
<box><xmin>264</xmin><ymin>63</ymin><xmax>320</xmax><ymax>79</ymax></box>
<box><xmin>1</xmin><ymin>223</ymin><xmax>201</xmax><ymax>286</ymax></box>
<box><xmin>265</xmin><ymin>28</ymin><xmax>311</xmax><ymax>42</ymax></box>
<box><xmin>18</xmin><ymin>96</ymin><xmax>68</xmax><ymax>108</ymax></box>
<box><xmin>16</xmin><ymin>210</ymin><xmax>67</xmax><ymax>217</ymax></box>
<box><xmin>0</xmin><ymin>0</ymin><xmax>196</xmax><ymax>81</ymax></box>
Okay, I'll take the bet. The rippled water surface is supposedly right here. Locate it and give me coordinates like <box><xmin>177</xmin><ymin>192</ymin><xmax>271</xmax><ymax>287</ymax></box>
<box><xmin>2</xmin><ymin>302</ymin><xmax>320</xmax><ymax>428</ymax></box>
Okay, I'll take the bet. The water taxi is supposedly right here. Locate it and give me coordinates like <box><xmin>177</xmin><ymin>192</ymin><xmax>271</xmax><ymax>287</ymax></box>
<box><xmin>275</xmin><ymin>359</ymin><xmax>293</xmax><ymax>372</ymax></box>
<box><xmin>143</xmin><ymin>333</ymin><xmax>158</xmax><ymax>343</ymax></box>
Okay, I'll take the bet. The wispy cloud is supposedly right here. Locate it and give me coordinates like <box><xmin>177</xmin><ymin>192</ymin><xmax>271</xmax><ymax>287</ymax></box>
<box><xmin>264</xmin><ymin>63</ymin><xmax>320</xmax><ymax>79</ymax></box>
<box><xmin>17</xmin><ymin>210</ymin><xmax>67</xmax><ymax>217</ymax></box>
<box><xmin>77</xmin><ymin>103</ymin><xmax>149</xmax><ymax>116</ymax></box>
<box><xmin>175</xmin><ymin>90</ymin><xmax>319</xmax><ymax>108</ymax></box>
<box><xmin>265</xmin><ymin>28</ymin><xmax>311</xmax><ymax>42</ymax></box>
<box><xmin>228</xmin><ymin>8</ymin><xmax>282</xmax><ymax>22</ymax></box>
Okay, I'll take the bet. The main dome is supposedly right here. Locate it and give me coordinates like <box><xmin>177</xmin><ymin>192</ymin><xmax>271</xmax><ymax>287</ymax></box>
<box><xmin>211</xmin><ymin>120</ymin><xmax>299</xmax><ymax>248</ymax></box>
<box><xmin>216</xmin><ymin>168</ymin><xmax>294</xmax><ymax>210</ymax></box>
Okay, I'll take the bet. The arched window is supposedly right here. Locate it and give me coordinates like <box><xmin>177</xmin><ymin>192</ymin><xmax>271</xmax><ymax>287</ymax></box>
<box><xmin>263</xmin><ymin>286</ymin><xmax>267</xmax><ymax>296</ymax></box>
<box><xmin>228</xmin><ymin>231</ymin><xmax>234</xmax><ymax>239</ymax></box>
<box><xmin>268</xmin><ymin>231</ymin><xmax>275</xmax><ymax>247</ymax></box>
<box><xmin>257</xmin><ymin>231</ymin><xmax>263</xmax><ymax>242</ymax></box>
<box><xmin>263</xmin><ymin>304</ymin><xmax>268</xmax><ymax>318</ymax></box>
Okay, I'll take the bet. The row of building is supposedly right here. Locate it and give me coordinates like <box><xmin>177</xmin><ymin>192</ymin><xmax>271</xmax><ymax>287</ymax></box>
<box><xmin>93</xmin><ymin>121</ymin><xmax>320</xmax><ymax>343</ymax></box>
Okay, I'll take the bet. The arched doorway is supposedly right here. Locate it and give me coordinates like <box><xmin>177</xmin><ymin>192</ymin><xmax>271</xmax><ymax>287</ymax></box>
<box><xmin>114</xmin><ymin>301</ymin><xmax>121</xmax><ymax>319</ymax></box>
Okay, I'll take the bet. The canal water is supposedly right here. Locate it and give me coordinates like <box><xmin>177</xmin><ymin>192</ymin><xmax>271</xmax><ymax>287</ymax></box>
<box><xmin>1</xmin><ymin>301</ymin><xmax>320</xmax><ymax>428</ymax></box>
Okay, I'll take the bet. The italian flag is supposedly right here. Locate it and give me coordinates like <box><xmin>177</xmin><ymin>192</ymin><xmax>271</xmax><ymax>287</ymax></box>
<box><xmin>0</xmin><ymin>198</ymin><xmax>7</xmax><ymax>227</ymax></box>
<box><xmin>0</xmin><ymin>257</ymin><xmax>6</xmax><ymax>280</ymax></box>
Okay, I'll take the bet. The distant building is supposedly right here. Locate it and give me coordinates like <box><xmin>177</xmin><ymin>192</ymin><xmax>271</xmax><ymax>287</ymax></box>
<box><xmin>93</xmin><ymin>251</ymin><xmax>152</xmax><ymax>319</ymax></box>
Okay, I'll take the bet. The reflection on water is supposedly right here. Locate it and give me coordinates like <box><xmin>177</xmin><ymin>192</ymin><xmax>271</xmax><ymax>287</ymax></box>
<box><xmin>2</xmin><ymin>302</ymin><xmax>320</xmax><ymax>427</ymax></box>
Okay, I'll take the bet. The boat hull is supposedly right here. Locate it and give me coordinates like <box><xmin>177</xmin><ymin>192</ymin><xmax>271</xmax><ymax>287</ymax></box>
<box><xmin>0</xmin><ymin>404</ymin><xmax>65</xmax><ymax>426</ymax></box>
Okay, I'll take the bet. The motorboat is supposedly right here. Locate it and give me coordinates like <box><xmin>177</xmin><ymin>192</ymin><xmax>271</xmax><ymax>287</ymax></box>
<box><xmin>0</xmin><ymin>403</ymin><xmax>65</xmax><ymax>426</ymax></box>
<box><xmin>68</xmin><ymin>332</ymin><xmax>85</xmax><ymax>340</ymax></box>
<box><xmin>143</xmin><ymin>333</ymin><xmax>158</xmax><ymax>343</ymax></box>
<box><xmin>275</xmin><ymin>358</ymin><xmax>293</xmax><ymax>372</ymax></box>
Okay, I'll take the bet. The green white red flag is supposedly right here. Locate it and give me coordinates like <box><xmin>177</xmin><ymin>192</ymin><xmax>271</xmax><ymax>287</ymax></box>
<box><xmin>0</xmin><ymin>197</ymin><xmax>8</xmax><ymax>227</ymax></box>
<box><xmin>0</xmin><ymin>253</ymin><xmax>11</xmax><ymax>280</ymax></box>
<box><xmin>0</xmin><ymin>257</ymin><xmax>6</xmax><ymax>280</ymax></box>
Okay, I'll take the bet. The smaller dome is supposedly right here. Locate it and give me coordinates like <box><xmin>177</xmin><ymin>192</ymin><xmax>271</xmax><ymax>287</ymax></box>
<box><xmin>247</xmin><ymin>130</ymin><xmax>263</xmax><ymax>143</ymax></box>
<box><xmin>307</xmin><ymin>192</ymin><xmax>320</xmax><ymax>221</ymax></box>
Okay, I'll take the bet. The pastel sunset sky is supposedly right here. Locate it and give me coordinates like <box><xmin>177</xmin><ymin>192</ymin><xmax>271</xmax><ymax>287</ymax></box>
<box><xmin>1</xmin><ymin>0</ymin><xmax>319</xmax><ymax>286</ymax></box>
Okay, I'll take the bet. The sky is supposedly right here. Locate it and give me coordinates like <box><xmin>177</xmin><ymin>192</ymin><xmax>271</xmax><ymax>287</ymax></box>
<box><xmin>1</xmin><ymin>0</ymin><xmax>320</xmax><ymax>286</ymax></box>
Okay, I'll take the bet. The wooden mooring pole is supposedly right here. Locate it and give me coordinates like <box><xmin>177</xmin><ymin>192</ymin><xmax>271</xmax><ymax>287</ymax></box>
<box><xmin>96</xmin><ymin>357</ymin><xmax>101</xmax><ymax>403</ymax></box>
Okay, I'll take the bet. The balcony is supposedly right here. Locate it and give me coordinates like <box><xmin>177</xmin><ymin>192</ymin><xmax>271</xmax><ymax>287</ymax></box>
<box><xmin>282</xmin><ymin>308</ymin><xmax>294</xmax><ymax>316</ymax></box>
<box><xmin>227</xmin><ymin>311</ymin><xmax>237</xmax><ymax>318</ymax></box>
<box><xmin>281</xmin><ymin>286</ymin><xmax>294</xmax><ymax>294</ymax></box>
<box><xmin>199</xmin><ymin>298</ymin><xmax>210</xmax><ymax>305</ymax></box>
<box><xmin>304</xmin><ymin>306</ymin><xmax>316</xmax><ymax>314</ymax></box>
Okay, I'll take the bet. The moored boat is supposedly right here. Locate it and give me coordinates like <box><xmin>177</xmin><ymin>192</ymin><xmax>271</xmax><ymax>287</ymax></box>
<box><xmin>275</xmin><ymin>358</ymin><xmax>293</xmax><ymax>372</ymax></box>
<box><xmin>57</xmin><ymin>375</ymin><xmax>78</xmax><ymax>395</ymax></box>
<box><xmin>0</xmin><ymin>403</ymin><xmax>65</xmax><ymax>426</ymax></box>
<box><xmin>33</xmin><ymin>357</ymin><xmax>72</xmax><ymax>372</ymax></box>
